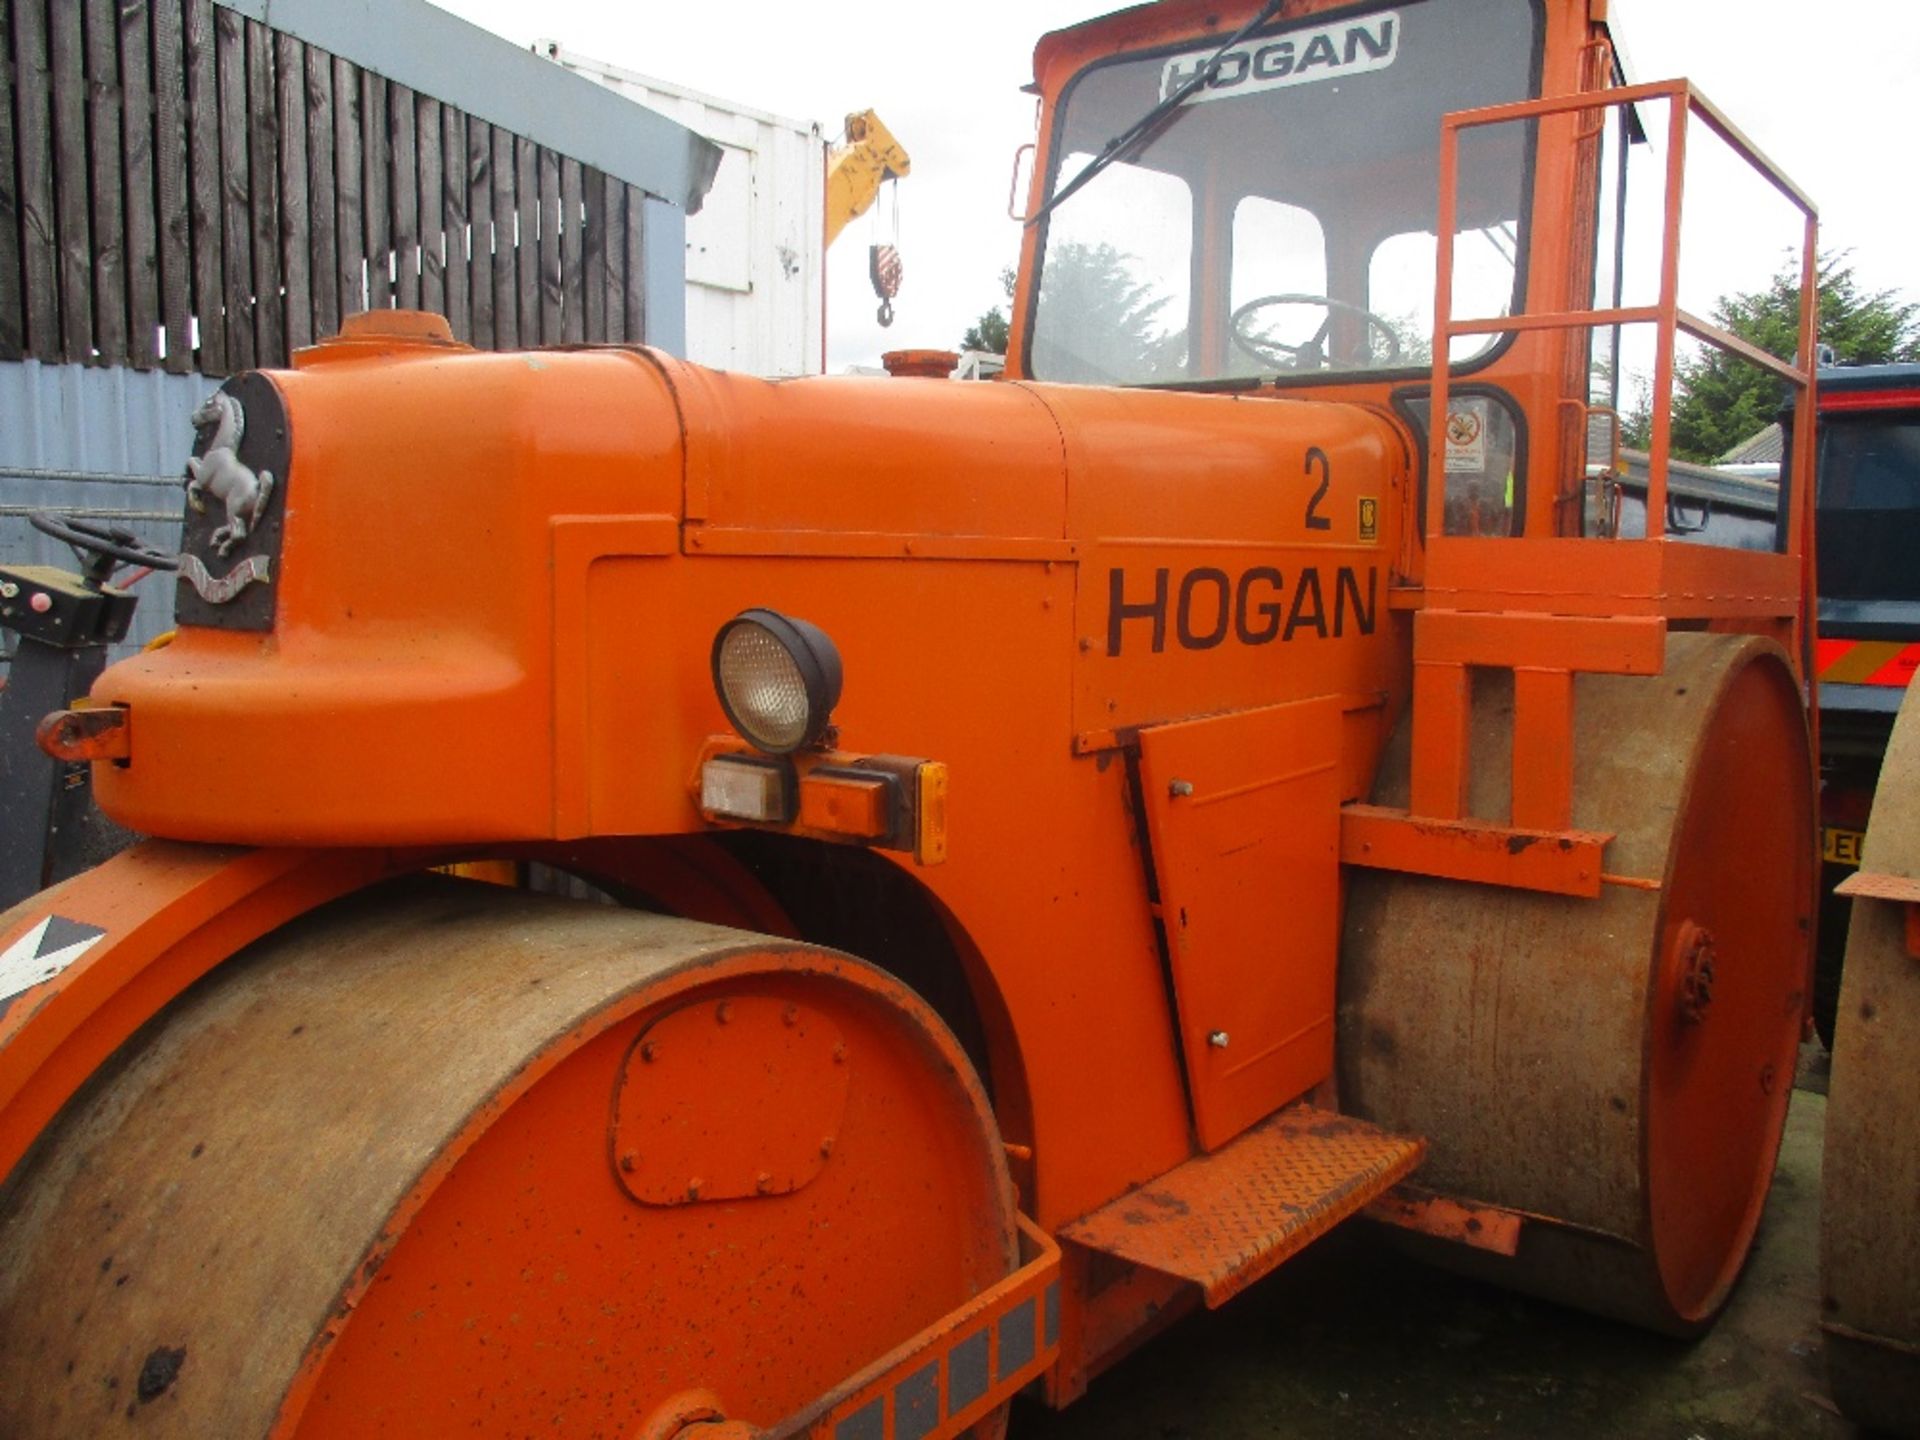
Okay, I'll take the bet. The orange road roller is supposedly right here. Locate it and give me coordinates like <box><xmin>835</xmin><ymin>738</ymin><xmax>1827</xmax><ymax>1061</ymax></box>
<box><xmin>0</xmin><ymin>0</ymin><xmax>1829</xmax><ymax>1434</ymax></box>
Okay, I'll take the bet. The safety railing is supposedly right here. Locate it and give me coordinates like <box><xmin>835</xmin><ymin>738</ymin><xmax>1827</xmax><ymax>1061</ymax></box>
<box><xmin>1344</xmin><ymin>80</ymin><xmax>1825</xmax><ymax>892</ymax></box>
<box><xmin>1428</xmin><ymin>79</ymin><xmax>1819</xmax><ymax>561</ymax></box>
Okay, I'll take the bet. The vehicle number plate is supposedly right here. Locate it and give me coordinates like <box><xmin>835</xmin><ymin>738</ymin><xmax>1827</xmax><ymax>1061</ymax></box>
<box><xmin>1824</xmin><ymin>827</ymin><xmax>1864</xmax><ymax>867</ymax></box>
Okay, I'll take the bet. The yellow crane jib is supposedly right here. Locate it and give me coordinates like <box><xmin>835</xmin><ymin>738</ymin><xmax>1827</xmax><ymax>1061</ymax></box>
<box><xmin>825</xmin><ymin>110</ymin><xmax>910</xmax><ymax>247</ymax></box>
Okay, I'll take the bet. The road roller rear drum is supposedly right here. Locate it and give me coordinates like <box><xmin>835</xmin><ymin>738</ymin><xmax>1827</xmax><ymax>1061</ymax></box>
<box><xmin>1341</xmin><ymin>632</ymin><xmax>1814</xmax><ymax>1334</ymax></box>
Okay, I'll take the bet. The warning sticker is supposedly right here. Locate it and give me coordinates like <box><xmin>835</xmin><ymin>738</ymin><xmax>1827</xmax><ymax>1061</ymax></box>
<box><xmin>0</xmin><ymin>914</ymin><xmax>107</xmax><ymax>1019</ymax></box>
<box><xmin>1444</xmin><ymin>399</ymin><xmax>1489</xmax><ymax>474</ymax></box>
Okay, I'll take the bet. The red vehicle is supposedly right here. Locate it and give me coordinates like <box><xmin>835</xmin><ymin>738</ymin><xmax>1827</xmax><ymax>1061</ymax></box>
<box><xmin>1813</xmin><ymin>363</ymin><xmax>1920</xmax><ymax>1043</ymax></box>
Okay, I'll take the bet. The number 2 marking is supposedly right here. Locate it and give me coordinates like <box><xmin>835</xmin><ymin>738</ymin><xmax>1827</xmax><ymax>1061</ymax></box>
<box><xmin>1304</xmin><ymin>448</ymin><xmax>1332</xmax><ymax>531</ymax></box>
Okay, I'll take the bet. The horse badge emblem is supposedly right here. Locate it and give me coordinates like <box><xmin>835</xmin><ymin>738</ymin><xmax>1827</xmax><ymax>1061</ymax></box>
<box><xmin>185</xmin><ymin>391</ymin><xmax>275</xmax><ymax>557</ymax></box>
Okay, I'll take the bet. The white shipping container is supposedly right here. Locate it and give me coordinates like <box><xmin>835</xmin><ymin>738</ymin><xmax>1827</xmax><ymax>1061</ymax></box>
<box><xmin>539</xmin><ymin>43</ymin><xmax>825</xmax><ymax>378</ymax></box>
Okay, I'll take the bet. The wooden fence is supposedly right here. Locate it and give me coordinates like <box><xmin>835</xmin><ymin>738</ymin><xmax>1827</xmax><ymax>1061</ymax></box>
<box><xmin>0</xmin><ymin>0</ymin><xmax>654</xmax><ymax>375</ymax></box>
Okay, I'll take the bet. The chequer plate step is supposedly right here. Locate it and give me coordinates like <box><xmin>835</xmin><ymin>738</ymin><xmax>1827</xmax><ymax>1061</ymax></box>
<box><xmin>1059</xmin><ymin>1104</ymin><xmax>1425</xmax><ymax>1308</ymax></box>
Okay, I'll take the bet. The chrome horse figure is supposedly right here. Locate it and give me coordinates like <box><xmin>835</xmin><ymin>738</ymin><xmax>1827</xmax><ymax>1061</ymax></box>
<box><xmin>185</xmin><ymin>392</ymin><xmax>274</xmax><ymax>557</ymax></box>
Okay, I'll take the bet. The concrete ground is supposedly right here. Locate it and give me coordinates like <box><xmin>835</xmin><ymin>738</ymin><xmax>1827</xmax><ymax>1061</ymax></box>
<box><xmin>1015</xmin><ymin>1060</ymin><xmax>1857</xmax><ymax>1439</ymax></box>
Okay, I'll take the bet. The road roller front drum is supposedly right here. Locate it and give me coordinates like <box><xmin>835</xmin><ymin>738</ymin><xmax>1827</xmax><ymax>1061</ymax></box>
<box><xmin>1340</xmin><ymin>632</ymin><xmax>1814</xmax><ymax>1334</ymax></box>
<box><xmin>0</xmin><ymin>876</ymin><xmax>1021</xmax><ymax>1437</ymax></box>
<box><xmin>1822</xmin><ymin>683</ymin><xmax>1920</xmax><ymax>1437</ymax></box>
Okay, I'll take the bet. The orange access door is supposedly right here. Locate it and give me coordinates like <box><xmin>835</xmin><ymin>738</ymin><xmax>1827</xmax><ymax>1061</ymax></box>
<box><xmin>1137</xmin><ymin>697</ymin><xmax>1342</xmax><ymax>1150</ymax></box>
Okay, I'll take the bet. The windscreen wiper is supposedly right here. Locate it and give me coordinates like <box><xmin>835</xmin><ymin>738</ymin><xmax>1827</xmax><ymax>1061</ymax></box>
<box><xmin>1024</xmin><ymin>0</ymin><xmax>1284</xmax><ymax>228</ymax></box>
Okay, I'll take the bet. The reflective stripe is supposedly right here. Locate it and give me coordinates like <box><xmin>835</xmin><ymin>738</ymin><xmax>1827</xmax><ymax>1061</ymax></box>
<box><xmin>1817</xmin><ymin>639</ymin><xmax>1920</xmax><ymax>688</ymax></box>
<box><xmin>1815</xmin><ymin>637</ymin><xmax>1855</xmax><ymax>673</ymax></box>
<box><xmin>1865</xmin><ymin>647</ymin><xmax>1920</xmax><ymax>689</ymax></box>
<box><xmin>893</xmin><ymin>1362</ymin><xmax>940</xmax><ymax>1440</ymax></box>
<box><xmin>947</xmin><ymin>1329</ymin><xmax>990</xmax><ymax>1413</ymax></box>
<box><xmin>834</xmin><ymin>1397</ymin><xmax>883</xmax><ymax>1440</ymax></box>
<box><xmin>1821</xmin><ymin>387</ymin><xmax>1920</xmax><ymax>413</ymax></box>
<box><xmin>996</xmin><ymin>1297</ymin><xmax>1037</xmax><ymax>1381</ymax></box>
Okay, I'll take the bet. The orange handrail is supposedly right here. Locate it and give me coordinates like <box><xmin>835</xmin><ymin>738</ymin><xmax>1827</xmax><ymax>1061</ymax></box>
<box><xmin>1427</xmin><ymin>79</ymin><xmax>1819</xmax><ymax>567</ymax></box>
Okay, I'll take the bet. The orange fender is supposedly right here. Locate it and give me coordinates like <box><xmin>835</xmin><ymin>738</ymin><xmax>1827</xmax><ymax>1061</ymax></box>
<box><xmin>0</xmin><ymin>841</ymin><xmax>397</xmax><ymax>1182</ymax></box>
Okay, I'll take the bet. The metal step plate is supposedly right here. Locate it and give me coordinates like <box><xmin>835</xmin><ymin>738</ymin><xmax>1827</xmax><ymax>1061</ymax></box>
<box><xmin>1060</xmin><ymin>1104</ymin><xmax>1424</xmax><ymax>1308</ymax></box>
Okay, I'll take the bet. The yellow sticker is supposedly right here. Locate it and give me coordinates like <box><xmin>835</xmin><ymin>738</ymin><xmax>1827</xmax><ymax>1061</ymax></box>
<box><xmin>1358</xmin><ymin>496</ymin><xmax>1379</xmax><ymax>542</ymax></box>
<box><xmin>1823</xmin><ymin>826</ymin><xmax>1863</xmax><ymax>867</ymax></box>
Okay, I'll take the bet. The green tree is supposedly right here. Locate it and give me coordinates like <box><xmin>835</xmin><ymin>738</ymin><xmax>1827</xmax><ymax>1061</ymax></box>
<box><xmin>960</xmin><ymin>267</ymin><xmax>1016</xmax><ymax>354</ymax></box>
<box><xmin>1383</xmin><ymin>313</ymin><xmax>1433</xmax><ymax>368</ymax></box>
<box><xmin>1669</xmin><ymin>253</ymin><xmax>1920</xmax><ymax>461</ymax></box>
<box><xmin>1028</xmin><ymin>241</ymin><xmax>1187</xmax><ymax>384</ymax></box>
<box><xmin>1622</xmin><ymin>375</ymin><xmax>1653</xmax><ymax>451</ymax></box>
<box><xmin>1588</xmin><ymin>354</ymin><xmax>1653</xmax><ymax>450</ymax></box>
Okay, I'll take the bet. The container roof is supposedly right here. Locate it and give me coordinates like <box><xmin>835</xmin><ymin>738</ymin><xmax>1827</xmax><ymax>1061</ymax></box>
<box><xmin>218</xmin><ymin>0</ymin><xmax>722</xmax><ymax>212</ymax></box>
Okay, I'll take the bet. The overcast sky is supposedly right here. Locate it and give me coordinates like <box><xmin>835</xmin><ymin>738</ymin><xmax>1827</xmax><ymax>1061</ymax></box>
<box><xmin>430</xmin><ymin>0</ymin><xmax>1919</xmax><ymax>374</ymax></box>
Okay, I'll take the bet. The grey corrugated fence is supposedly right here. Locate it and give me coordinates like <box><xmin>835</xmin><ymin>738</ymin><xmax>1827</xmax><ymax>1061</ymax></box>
<box><xmin>0</xmin><ymin>360</ymin><xmax>214</xmax><ymax>658</ymax></box>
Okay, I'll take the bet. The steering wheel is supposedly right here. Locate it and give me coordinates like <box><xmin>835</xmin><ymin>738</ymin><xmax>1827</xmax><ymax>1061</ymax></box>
<box><xmin>1229</xmin><ymin>293</ymin><xmax>1404</xmax><ymax>371</ymax></box>
<box><xmin>30</xmin><ymin>512</ymin><xmax>179</xmax><ymax>576</ymax></box>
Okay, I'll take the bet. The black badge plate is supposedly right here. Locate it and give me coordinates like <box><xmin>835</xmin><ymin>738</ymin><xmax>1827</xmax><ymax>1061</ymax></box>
<box><xmin>174</xmin><ymin>372</ymin><xmax>291</xmax><ymax>632</ymax></box>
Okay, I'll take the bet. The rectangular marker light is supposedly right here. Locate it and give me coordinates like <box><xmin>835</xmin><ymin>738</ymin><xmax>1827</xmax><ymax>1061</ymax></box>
<box><xmin>797</xmin><ymin>771</ymin><xmax>891</xmax><ymax>839</ymax></box>
<box><xmin>700</xmin><ymin>755</ymin><xmax>791</xmax><ymax>823</ymax></box>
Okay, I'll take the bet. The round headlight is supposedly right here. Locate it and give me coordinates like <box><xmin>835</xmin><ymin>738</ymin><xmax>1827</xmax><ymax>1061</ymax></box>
<box><xmin>711</xmin><ymin>609</ymin><xmax>843</xmax><ymax>755</ymax></box>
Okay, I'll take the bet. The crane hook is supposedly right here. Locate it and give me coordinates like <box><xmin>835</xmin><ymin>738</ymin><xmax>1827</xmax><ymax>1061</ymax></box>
<box><xmin>870</xmin><ymin>243</ymin><xmax>902</xmax><ymax>331</ymax></box>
